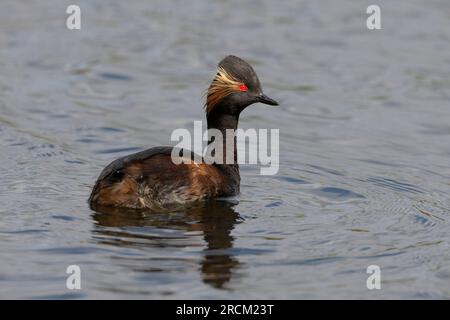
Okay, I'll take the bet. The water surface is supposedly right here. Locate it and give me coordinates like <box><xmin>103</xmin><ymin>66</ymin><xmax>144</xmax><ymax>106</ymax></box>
<box><xmin>1</xmin><ymin>0</ymin><xmax>450</xmax><ymax>299</ymax></box>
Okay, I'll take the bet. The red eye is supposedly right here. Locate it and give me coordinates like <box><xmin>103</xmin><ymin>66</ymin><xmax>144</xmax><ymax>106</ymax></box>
<box><xmin>239</xmin><ymin>84</ymin><xmax>248</xmax><ymax>92</ymax></box>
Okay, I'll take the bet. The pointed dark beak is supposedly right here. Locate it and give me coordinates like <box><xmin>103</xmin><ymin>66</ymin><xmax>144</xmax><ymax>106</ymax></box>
<box><xmin>256</xmin><ymin>93</ymin><xmax>279</xmax><ymax>106</ymax></box>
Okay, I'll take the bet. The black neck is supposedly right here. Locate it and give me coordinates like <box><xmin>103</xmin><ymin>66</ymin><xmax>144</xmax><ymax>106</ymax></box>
<box><xmin>207</xmin><ymin>112</ymin><xmax>239</xmax><ymax>132</ymax></box>
<box><xmin>206</xmin><ymin>109</ymin><xmax>239</xmax><ymax>167</ymax></box>
<box><xmin>205</xmin><ymin>106</ymin><xmax>241</xmax><ymax>195</ymax></box>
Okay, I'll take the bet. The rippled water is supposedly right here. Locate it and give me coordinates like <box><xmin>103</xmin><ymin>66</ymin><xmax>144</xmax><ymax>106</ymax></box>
<box><xmin>1</xmin><ymin>0</ymin><xmax>450</xmax><ymax>299</ymax></box>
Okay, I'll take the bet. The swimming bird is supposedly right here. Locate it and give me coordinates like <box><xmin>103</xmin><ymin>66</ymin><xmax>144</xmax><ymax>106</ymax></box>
<box><xmin>89</xmin><ymin>55</ymin><xmax>278</xmax><ymax>211</ymax></box>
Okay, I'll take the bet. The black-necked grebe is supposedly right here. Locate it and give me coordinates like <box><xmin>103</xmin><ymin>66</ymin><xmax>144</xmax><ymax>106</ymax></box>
<box><xmin>89</xmin><ymin>55</ymin><xmax>278</xmax><ymax>210</ymax></box>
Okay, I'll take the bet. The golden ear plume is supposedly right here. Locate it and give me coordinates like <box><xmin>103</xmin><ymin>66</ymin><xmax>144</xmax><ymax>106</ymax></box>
<box><xmin>204</xmin><ymin>67</ymin><xmax>242</xmax><ymax>114</ymax></box>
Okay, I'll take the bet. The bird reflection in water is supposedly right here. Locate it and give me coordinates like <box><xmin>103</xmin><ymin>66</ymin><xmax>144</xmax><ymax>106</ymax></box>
<box><xmin>91</xmin><ymin>200</ymin><xmax>243</xmax><ymax>289</ymax></box>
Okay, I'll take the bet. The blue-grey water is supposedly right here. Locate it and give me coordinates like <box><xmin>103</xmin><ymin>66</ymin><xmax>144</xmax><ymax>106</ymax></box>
<box><xmin>1</xmin><ymin>0</ymin><xmax>450</xmax><ymax>299</ymax></box>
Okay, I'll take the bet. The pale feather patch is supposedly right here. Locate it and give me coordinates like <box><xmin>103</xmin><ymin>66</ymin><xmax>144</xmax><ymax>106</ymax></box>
<box><xmin>205</xmin><ymin>67</ymin><xmax>243</xmax><ymax>114</ymax></box>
